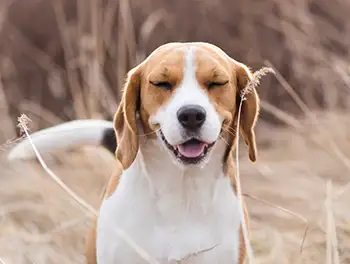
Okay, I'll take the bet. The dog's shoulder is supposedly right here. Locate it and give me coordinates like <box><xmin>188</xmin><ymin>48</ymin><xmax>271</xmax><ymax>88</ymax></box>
<box><xmin>85</xmin><ymin>162</ymin><xmax>123</xmax><ymax>264</ymax></box>
<box><xmin>102</xmin><ymin>162</ymin><xmax>124</xmax><ymax>200</ymax></box>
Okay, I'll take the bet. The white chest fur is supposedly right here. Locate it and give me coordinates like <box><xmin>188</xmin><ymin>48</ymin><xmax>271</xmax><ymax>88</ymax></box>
<box><xmin>96</xmin><ymin>140</ymin><xmax>241</xmax><ymax>264</ymax></box>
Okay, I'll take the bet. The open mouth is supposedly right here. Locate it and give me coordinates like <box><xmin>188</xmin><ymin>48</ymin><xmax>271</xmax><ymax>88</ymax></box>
<box><xmin>160</xmin><ymin>131</ymin><xmax>215</xmax><ymax>164</ymax></box>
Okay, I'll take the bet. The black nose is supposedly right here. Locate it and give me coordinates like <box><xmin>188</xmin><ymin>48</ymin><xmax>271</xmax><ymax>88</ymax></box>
<box><xmin>177</xmin><ymin>105</ymin><xmax>206</xmax><ymax>130</ymax></box>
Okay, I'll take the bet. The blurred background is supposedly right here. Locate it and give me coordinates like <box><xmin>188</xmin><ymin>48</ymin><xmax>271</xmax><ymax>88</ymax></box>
<box><xmin>0</xmin><ymin>0</ymin><xmax>349</xmax><ymax>263</ymax></box>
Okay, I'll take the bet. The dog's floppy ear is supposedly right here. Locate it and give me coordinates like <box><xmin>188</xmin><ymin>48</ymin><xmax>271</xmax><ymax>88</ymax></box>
<box><xmin>114</xmin><ymin>65</ymin><xmax>142</xmax><ymax>169</ymax></box>
<box><xmin>235</xmin><ymin>62</ymin><xmax>259</xmax><ymax>162</ymax></box>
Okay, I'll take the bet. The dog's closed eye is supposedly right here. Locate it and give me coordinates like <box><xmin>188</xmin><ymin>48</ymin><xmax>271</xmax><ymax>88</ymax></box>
<box><xmin>207</xmin><ymin>81</ymin><xmax>228</xmax><ymax>90</ymax></box>
<box><xmin>150</xmin><ymin>81</ymin><xmax>173</xmax><ymax>91</ymax></box>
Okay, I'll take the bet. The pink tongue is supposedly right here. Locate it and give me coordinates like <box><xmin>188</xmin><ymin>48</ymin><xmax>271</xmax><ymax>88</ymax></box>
<box><xmin>177</xmin><ymin>142</ymin><xmax>206</xmax><ymax>158</ymax></box>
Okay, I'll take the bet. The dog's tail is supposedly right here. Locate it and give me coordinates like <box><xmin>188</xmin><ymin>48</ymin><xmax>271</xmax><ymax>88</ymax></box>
<box><xmin>7</xmin><ymin>120</ymin><xmax>116</xmax><ymax>161</ymax></box>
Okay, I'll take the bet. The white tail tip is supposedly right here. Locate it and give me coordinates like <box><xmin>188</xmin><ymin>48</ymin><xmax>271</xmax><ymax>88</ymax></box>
<box><xmin>7</xmin><ymin>119</ymin><xmax>114</xmax><ymax>161</ymax></box>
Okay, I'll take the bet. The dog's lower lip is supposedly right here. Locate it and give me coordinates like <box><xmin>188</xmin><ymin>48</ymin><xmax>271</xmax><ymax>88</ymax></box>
<box><xmin>159</xmin><ymin>130</ymin><xmax>215</xmax><ymax>164</ymax></box>
<box><xmin>176</xmin><ymin>139</ymin><xmax>209</xmax><ymax>158</ymax></box>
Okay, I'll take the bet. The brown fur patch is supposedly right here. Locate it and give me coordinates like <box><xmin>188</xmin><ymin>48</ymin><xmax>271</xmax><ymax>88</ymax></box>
<box><xmin>103</xmin><ymin>162</ymin><xmax>123</xmax><ymax>199</ymax></box>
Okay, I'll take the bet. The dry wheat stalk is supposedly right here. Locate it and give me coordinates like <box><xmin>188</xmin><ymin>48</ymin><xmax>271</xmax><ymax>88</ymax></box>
<box><xmin>52</xmin><ymin>0</ymin><xmax>87</xmax><ymax>119</ymax></box>
<box><xmin>234</xmin><ymin>66</ymin><xmax>275</xmax><ymax>264</ymax></box>
<box><xmin>243</xmin><ymin>193</ymin><xmax>309</xmax><ymax>253</ymax></box>
<box><xmin>0</xmin><ymin>135</ymin><xmax>26</xmax><ymax>152</ymax></box>
<box><xmin>326</xmin><ymin>181</ymin><xmax>340</xmax><ymax>264</ymax></box>
<box><xmin>0</xmin><ymin>73</ymin><xmax>16</xmax><ymax>139</ymax></box>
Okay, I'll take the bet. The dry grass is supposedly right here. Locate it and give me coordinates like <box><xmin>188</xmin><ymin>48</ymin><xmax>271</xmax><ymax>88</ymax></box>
<box><xmin>1</xmin><ymin>113</ymin><xmax>350</xmax><ymax>263</ymax></box>
<box><xmin>1</xmin><ymin>0</ymin><xmax>350</xmax><ymax>123</ymax></box>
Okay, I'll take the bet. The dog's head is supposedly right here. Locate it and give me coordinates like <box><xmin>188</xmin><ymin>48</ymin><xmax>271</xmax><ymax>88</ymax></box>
<box><xmin>114</xmin><ymin>42</ymin><xmax>259</xmax><ymax>170</ymax></box>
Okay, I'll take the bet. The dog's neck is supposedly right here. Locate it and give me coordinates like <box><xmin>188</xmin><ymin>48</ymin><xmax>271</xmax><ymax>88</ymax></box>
<box><xmin>124</xmin><ymin>135</ymin><xmax>228</xmax><ymax>198</ymax></box>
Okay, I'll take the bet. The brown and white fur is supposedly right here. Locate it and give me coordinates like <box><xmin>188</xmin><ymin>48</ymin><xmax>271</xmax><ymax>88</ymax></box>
<box><xmin>8</xmin><ymin>42</ymin><xmax>259</xmax><ymax>264</ymax></box>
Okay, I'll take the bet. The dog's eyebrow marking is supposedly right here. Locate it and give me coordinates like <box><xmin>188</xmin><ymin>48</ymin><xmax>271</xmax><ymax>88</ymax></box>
<box><xmin>211</xmin><ymin>68</ymin><xmax>228</xmax><ymax>79</ymax></box>
<box><xmin>159</xmin><ymin>67</ymin><xmax>170</xmax><ymax>78</ymax></box>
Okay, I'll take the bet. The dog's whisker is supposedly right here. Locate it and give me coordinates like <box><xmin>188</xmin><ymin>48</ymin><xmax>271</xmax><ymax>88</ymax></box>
<box><xmin>222</xmin><ymin>125</ymin><xmax>236</xmax><ymax>134</ymax></box>
<box><xmin>219</xmin><ymin>135</ymin><xmax>230</xmax><ymax>147</ymax></box>
<box><xmin>137</xmin><ymin>128</ymin><xmax>161</xmax><ymax>137</ymax></box>
<box><xmin>221</xmin><ymin>127</ymin><xmax>236</xmax><ymax>138</ymax></box>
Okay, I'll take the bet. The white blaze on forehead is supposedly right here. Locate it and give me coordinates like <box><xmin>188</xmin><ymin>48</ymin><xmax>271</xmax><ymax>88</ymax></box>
<box><xmin>178</xmin><ymin>47</ymin><xmax>208</xmax><ymax>105</ymax></box>
<box><xmin>152</xmin><ymin>46</ymin><xmax>222</xmax><ymax>145</ymax></box>
<box><xmin>183</xmin><ymin>47</ymin><xmax>196</xmax><ymax>88</ymax></box>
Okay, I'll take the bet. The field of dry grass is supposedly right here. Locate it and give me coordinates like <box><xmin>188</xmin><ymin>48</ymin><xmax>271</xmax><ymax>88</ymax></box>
<box><xmin>1</xmin><ymin>111</ymin><xmax>350</xmax><ymax>264</ymax></box>
<box><xmin>0</xmin><ymin>0</ymin><xmax>350</xmax><ymax>263</ymax></box>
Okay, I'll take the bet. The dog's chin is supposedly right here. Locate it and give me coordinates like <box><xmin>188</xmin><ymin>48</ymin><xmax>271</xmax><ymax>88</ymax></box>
<box><xmin>159</xmin><ymin>130</ymin><xmax>216</xmax><ymax>166</ymax></box>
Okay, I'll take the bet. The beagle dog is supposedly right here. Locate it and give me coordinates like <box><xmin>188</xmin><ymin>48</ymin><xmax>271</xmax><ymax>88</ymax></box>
<box><xmin>8</xmin><ymin>42</ymin><xmax>259</xmax><ymax>264</ymax></box>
